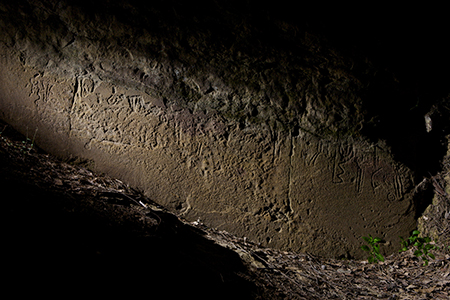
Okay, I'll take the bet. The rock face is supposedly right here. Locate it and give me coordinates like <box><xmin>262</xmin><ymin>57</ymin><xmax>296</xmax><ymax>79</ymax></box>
<box><xmin>0</xmin><ymin>0</ymin><xmax>420</xmax><ymax>258</ymax></box>
<box><xmin>418</xmin><ymin>99</ymin><xmax>450</xmax><ymax>246</ymax></box>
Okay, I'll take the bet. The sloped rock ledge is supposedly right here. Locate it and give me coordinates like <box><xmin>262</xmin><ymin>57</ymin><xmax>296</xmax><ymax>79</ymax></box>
<box><xmin>1</xmin><ymin>0</ymin><xmax>448</xmax><ymax>259</ymax></box>
<box><xmin>2</xmin><ymin>120</ymin><xmax>449</xmax><ymax>299</ymax></box>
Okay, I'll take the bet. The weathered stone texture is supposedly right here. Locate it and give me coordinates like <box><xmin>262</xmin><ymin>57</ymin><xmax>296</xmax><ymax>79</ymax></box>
<box><xmin>0</xmin><ymin>0</ymin><xmax>418</xmax><ymax>258</ymax></box>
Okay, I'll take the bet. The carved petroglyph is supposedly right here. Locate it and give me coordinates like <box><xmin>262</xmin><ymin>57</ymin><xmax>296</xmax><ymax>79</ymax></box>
<box><xmin>300</xmin><ymin>140</ymin><xmax>322</xmax><ymax>167</ymax></box>
<box><xmin>0</xmin><ymin>23</ymin><xmax>419</xmax><ymax>261</ymax></box>
<box><xmin>128</xmin><ymin>95</ymin><xmax>146</xmax><ymax>113</ymax></box>
<box><xmin>12</xmin><ymin>61</ymin><xmax>414</xmax><ymax>262</ymax></box>
<box><xmin>331</xmin><ymin>144</ymin><xmax>355</xmax><ymax>184</ymax></box>
<box><xmin>29</xmin><ymin>74</ymin><xmax>54</xmax><ymax>104</ymax></box>
<box><xmin>19</xmin><ymin>73</ymin><xmax>416</xmax><ymax>259</ymax></box>
<box><xmin>355</xmin><ymin>160</ymin><xmax>364</xmax><ymax>194</ymax></box>
<box><xmin>67</xmin><ymin>78</ymin><xmax>172</xmax><ymax>149</ymax></box>
<box><xmin>12</xmin><ymin>70</ymin><xmax>416</xmax><ymax>260</ymax></box>
<box><xmin>297</xmin><ymin>138</ymin><xmax>411</xmax><ymax>201</ymax></box>
<box><xmin>367</xmin><ymin>146</ymin><xmax>408</xmax><ymax>202</ymax></box>
<box><xmin>67</xmin><ymin>76</ymin><xmax>225</xmax><ymax>158</ymax></box>
<box><xmin>25</xmin><ymin>75</ymin><xmax>73</xmax><ymax>136</ymax></box>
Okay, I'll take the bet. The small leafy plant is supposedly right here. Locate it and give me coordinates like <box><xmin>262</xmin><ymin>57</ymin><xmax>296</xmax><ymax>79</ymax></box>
<box><xmin>21</xmin><ymin>128</ymin><xmax>37</xmax><ymax>154</ymax></box>
<box><xmin>361</xmin><ymin>235</ymin><xmax>385</xmax><ymax>263</ymax></box>
<box><xmin>0</xmin><ymin>126</ymin><xmax>38</xmax><ymax>154</ymax></box>
<box><xmin>399</xmin><ymin>230</ymin><xmax>439</xmax><ymax>266</ymax></box>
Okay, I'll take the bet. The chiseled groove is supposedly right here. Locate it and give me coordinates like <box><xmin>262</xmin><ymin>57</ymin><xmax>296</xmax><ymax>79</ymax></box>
<box><xmin>287</xmin><ymin>132</ymin><xmax>295</xmax><ymax>215</ymax></box>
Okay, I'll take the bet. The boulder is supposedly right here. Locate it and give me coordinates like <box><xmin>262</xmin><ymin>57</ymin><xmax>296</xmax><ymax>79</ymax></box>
<box><xmin>0</xmin><ymin>0</ymin><xmax>423</xmax><ymax>258</ymax></box>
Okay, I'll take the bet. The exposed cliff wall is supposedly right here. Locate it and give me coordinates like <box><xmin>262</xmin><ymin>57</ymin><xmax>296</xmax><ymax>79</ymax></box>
<box><xmin>0</xmin><ymin>0</ymin><xmax>433</xmax><ymax>258</ymax></box>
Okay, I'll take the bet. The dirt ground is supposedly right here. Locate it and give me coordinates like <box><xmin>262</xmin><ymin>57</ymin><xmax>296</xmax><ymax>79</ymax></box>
<box><xmin>1</xmin><ymin>119</ymin><xmax>449</xmax><ymax>299</ymax></box>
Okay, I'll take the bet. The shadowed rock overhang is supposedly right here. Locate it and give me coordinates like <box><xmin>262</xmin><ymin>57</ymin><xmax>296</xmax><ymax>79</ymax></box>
<box><xmin>1</xmin><ymin>0</ymin><xmax>449</xmax><ymax>258</ymax></box>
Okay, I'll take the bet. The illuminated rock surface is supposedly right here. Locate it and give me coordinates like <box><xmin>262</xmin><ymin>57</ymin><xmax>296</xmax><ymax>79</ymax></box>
<box><xmin>1</xmin><ymin>0</ymin><xmax>449</xmax><ymax>258</ymax></box>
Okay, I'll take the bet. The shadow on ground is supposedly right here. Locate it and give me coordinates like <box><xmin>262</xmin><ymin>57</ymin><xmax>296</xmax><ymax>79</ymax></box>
<box><xmin>1</xmin><ymin>124</ymin><xmax>257</xmax><ymax>298</ymax></box>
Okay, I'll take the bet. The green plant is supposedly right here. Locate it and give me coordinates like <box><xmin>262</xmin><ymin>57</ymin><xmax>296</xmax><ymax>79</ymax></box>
<box><xmin>361</xmin><ymin>235</ymin><xmax>385</xmax><ymax>263</ymax></box>
<box><xmin>0</xmin><ymin>126</ymin><xmax>38</xmax><ymax>154</ymax></box>
<box><xmin>399</xmin><ymin>230</ymin><xmax>439</xmax><ymax>266</ymax></box>
<box><xmin>21</xmin><ymin>128</ymin><xmax>37</xmax><ymax>154</ymax></box>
